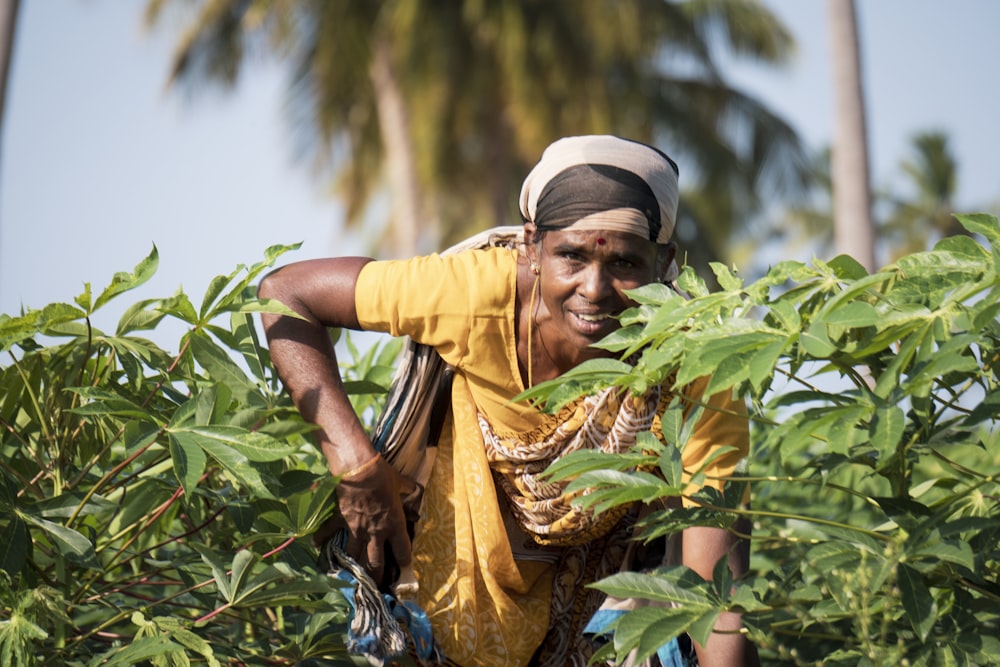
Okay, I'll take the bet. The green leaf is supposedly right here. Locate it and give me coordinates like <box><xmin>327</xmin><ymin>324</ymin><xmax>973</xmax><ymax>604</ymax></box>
<box><xmin>200</xmin><ymin>268</ymin><xmax>241</xmax><ymax>320</ymax></box>
<box><xmin>566</xmin><ymin>470</ymin><xmax>680</xmax><ymax>513</ymax></box>
<box><xmin>0</xmin><ymin>516</ymin><xmax>29</xmax><ymax>576</ymax></box>
<box><xmin>251</xmin><ymin>297</ymin><xmax>309</xmax><ymax>319</ymax></box>
<box><xmin>676</xmin><ymin>266</ymin><xmax>709</xmax><ymax>298</ymax></box>
<box><xmin>954</xmin><ymin>212</ymin><xmax>1000</xmax><ymax>243</ymax></box>
<box><xmin>228</xmin><ymin>549</ymin><xmax>260</xmax><ymax>604</ymax></box>
<box><xmin>115</xmin><ymin>298</ymin><xmax>167</xmax><ymax>335</ymax></box>
<box><xmin>712</xmin><ymin>553</ymin><xmax>733</xmax><ymax>601</ymax></box>
<box><xmin>515</xmin><ymin>358</ymin><xmax>632</xmax><ymax>408</ymax></box>
<box><xmin>169</xmin><ymin>433</ymin><xmax>208</xmax><ymax>495</ymax></box>
<box><xmin>177</xmin><ymin>426</ymin><xmax>298</xmax><ymax>462</ymax></box>
<box><xmin>897</xmin><ymin>562</ymin><xmax>936</xmax><ymax>642</ymax></box>
<box><xmin>93</xmin><ymin>246</ymin><xmax>159</xmax><ymax>311</ymax></box>
<box><xmin>658</xmin><ymin>440</ymin><xmax>685</xmax><ymax>489</ymax></box>
<box><xmin>869</xmin><ymin>405</ymin><xmax>906</xmax><ymax>460</ymax></box>
<box><xmin>803</xmin><ymin>541</ymin><xmax>862</xmax><ymax>578</ymax></box>
<box><xmin>87</xmin><ymin>634</ymin><xmax>181</xmax><ymax>667</ymax></box>
<box><xmin>65</xmin><ymin>386</ymin><xmax>154</xmax><ymax>421</ymax></box>
<box><xmin>710</xmin><ymin>262</ymin><xmax>743</xmax><ymax>291</ymax></box>
<box><xmin>196</xmin><ymin>546</ymin><xmax>233</xmax><ymax>602</ymax></box>
<box><xmin>290</xmin><ymin>474</ymin><xmax>340</xmax><ymax>535</ymax></box>
<box><xmin>624</xmin><ymin>282</ymin><xmax>679</xmax><ymax>306</ymax></box>
<box><xmin>543</xmin><ymin>448</ymin><xmax>653</xmax><ymax>482</ymax></box>
<box><xmin>748</xmin><ymin>339</ymin><xmax>786</xmax><ymax>391</ymax></box>
<box><xmin>343</xmin><ymin>380</ymin><xmax>390</xmax><ymax>396</ymax></box>
<box><xmin>107</xmin><ymin>478</ymin><xmax>173</xmax><ymax>537</ymax></box>
<box><xmin>933</xmin><ymin>234</ymin><xmax>990</xmax><ymax>259</ymax></box>
<box><xmin>686</xmin><ymin>608</ymin><xmax>723</xmax><ymax>648</ymax></box>
<box><xmin>799</xmin><ymin>328</ymin><xmax>836</xmax><ymax>357</ymax></box>
<box><xmin>74</xmin><ymin>282</ymin><xmax>93</xmax><ymax>311</ymax></box>
<box><xmin>0</xmin><ymin>312</ymin><xmax>40</xmax><ymax>351</ymax></box>
<box><xmin>175</xmin><ymin>429</ymin><xmax>277</xmax><ymax>498</ymax></box>
<box><xmin>20</xmin><ymin>513</ymin><xmax>96</xmax><ymax>567</ymax></box>
<box><xmin>225</xmin><ymin>561</ymin><xmax>301</xmax><ymax>608</ymax></box>
<box><xmin>728</xmin><ymin>585</ymin><xmax>767</xmax><ymax>613</ymax></box>
<box><xmin>592</xmin><ymin>569</ymin><xmax>713</xmax><ymax>607</ymax></box>
<box><xmin>189</xmin><ymin>333</ymin><xmax>256</xmax><ymax>398</ymax></box>
<box><xmin>820</xmin><ymin>301</ymin><xmax>880</xmax><ymax>327</ymax></box>
<box><xmin>910</xmin><ymin>536</ymin><xmax>975</xmax><ymax>571</ymax></box>
<box><xmin>893</xmin><ymin>249</ymin><xmax>987</xmax><ymax>281</ymax></box>
<box><xmin>159</xmin><ymin>291</ymin><xmax>199</xmax><ymax>324</ymax></box>
<box><xmin>612</xmin><ymin>606</ymin><xmax>697</xmax><ymax>664</ymax></box>
<box><xmin>234</xmin><ymin>575</ymin><xmax>346</xmax><ymax>608</ymax></box>
<box><xmin>146</xmin><ymin>616</ymin><xmax>222</xmax><ymax>667</ymax></box>
<box><xmin>827</xmin><ymin>254</ymin><xmax>870</xmax><ymax>280</ymax></box>
<box><xmin>230</xmin><ymin>311</ymin><xmax>268</xmax><ymax>382</ymax></box>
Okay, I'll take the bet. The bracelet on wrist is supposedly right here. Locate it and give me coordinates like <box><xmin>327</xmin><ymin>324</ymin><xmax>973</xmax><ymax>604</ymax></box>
<box><xmin>339</xmin><ymin>453</ymin><xmax>381</xmax><ymax>480</ymax></box>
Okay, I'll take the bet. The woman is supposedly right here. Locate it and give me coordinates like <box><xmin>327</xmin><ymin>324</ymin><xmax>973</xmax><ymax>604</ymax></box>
<box><xmin>259</xmin><ymin>135</ymin><xmax>758</xmax><ymax>666</ymax></box>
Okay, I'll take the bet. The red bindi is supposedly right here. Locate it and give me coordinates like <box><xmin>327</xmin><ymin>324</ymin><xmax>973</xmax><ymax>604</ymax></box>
<box><xmin>597</xmin><ymin>237</ymin><xmax>606</xmax><ymax>246</ymax></box>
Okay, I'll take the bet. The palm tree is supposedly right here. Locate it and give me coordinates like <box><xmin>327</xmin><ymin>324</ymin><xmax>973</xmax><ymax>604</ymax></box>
<box><xmin>880</xmin><ymin>131</ymin><xmax>961</xmax><ymax>258</ymax></box>
<box><xmin>745</xmin><ymin>147</ymin><xmax>835</xmax><ymax>269</ymax></box>
<box><xmin>145</xmin><ymin>0</ymin><xmax>810</xmax><ymax>263</ymax></box>
<box><xmin>826</xmin><ymin>0</ymin><xmax>875</xmax><ymax>271</ymax></box>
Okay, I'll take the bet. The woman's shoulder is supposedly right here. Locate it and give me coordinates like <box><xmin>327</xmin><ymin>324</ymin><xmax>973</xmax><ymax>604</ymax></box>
<box><xmin>360</xmin><ymin>246</ymin><xmax>518</xmax><ymax>302</ymax></box>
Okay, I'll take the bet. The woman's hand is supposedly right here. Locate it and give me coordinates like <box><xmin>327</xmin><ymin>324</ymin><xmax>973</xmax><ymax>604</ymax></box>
<box><xmin>314</xmin><ymin>454</ymin><xmax>418</xmax><ymax>587</ymax></box>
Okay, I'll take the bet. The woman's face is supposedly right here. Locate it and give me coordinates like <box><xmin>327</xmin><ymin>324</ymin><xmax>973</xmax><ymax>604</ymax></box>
<box><xmin>527</xmin><ymin>226</ymin><xmax>673</xmax><ymax>369</ymax></box>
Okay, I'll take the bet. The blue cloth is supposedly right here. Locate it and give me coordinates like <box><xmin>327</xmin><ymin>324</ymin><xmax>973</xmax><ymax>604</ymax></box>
<box><xmin>328</xmin><ymin>544</ymin><xmax>441</xmax><ymax>666</ymax></box>
<box><xmin>584</xmin><ymin>608</ymin><xmax>692</xmax><ymax>667</ymax></box>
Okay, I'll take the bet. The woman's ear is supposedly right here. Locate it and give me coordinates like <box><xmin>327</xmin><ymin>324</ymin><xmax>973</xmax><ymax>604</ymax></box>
<box><xmin>523</xmin><ymin>222</ymin><xmax>540</xmax><ymax>265</ymax></box>
<box><xmin>657</xmin><ymin>241</ymin><xmax>678</xmax><ymax>280</ymax></box>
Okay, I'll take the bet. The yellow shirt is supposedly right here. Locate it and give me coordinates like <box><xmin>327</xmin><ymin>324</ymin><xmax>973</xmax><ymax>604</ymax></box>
<box><xmin>355</xmin><ymin>247</ymin><xmax>748</xmax><ymax>667</ymax></box>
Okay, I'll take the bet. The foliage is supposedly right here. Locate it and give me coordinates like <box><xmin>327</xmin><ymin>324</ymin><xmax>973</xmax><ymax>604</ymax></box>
<box><xmin>527</xmin><ymin>213</ymin><xmax>1000</xmax><ymax>665</ymax></box>
<box><xmin>7</xmin><ymin>212</ymin><xmax>1000</xmax><ymax>664</ymax></box>
<box><xmin>0</xmin><ymin>245</ymin><xmax>398</xmax><ymax>665</ymax></box>
<box><xmin>146</xmin><ymin>0</ymin><xmax>808</xmax><ymax>263</ymax></box>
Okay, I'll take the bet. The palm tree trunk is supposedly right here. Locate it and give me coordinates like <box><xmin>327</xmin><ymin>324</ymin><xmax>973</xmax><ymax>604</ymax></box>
<box><xmin>0</xmin><ymin>0</ymin><xmax>20</xmax><ymax>295</ymax></box>
<box><xmin>369</xmin><ymin>33</ymin><xmax>434</xmax><ymax>257</ymax></box>
<box><xmin>0</xmin><ymin>0</ymin><xmax>20</xmax><ymax>188</ymax></box>
<box><xmin>487</xmin><ymin>101</ymin><xmax>513</xmax><ymax>229</ymax></box>
<box><xmin>827</xmin><ymin>0</ymin><xmax>876</xmax><ymax>271</ymax></box>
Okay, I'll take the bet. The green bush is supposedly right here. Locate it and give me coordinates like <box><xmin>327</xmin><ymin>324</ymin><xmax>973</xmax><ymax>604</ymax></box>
<box><xmin>0</xmin><ymin>244</ymin><xmax>400</xmax><ymax>666</ymax></box>
<box><xmin>528</xmin><ymin>213</ymin><xmax>1000</xmax><ymax>666</ymax></box>
<box><xmin>4</xmin><ymin>215</ymin><xmax>998</xmax><ymax>666</ymax></box>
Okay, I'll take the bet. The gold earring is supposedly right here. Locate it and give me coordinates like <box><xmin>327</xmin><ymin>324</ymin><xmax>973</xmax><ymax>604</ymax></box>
<box><xmin>530</xmin><ymin>263</ymin><xmax>540</xmax><ymax>275</ymax></box>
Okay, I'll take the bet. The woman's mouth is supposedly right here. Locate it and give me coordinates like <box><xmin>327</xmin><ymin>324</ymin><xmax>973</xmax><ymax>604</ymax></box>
<box><xmin>571</xmin><ymin>311</ymin><xmax>617</xmax><ymax>335</ymax></box>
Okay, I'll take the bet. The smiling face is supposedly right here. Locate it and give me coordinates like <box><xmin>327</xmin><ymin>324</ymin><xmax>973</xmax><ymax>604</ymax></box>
<box><xmin>523</xmin><ymin>224</ymin><xmax>675</xmax><ymax>375</ymax></box>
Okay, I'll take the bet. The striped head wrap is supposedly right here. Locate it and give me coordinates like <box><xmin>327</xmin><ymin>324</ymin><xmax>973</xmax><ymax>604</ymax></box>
<box><xmin>518</xmin><ymin>135</ymin><xmax>679</xmax><ymax>245</ymax></box>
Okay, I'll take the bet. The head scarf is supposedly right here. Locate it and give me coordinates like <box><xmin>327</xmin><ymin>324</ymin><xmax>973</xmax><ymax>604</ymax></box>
<box><xmin>518</xmin><ymin>135</ymin><xmax>679</xmax><ymax>245</ymax></box>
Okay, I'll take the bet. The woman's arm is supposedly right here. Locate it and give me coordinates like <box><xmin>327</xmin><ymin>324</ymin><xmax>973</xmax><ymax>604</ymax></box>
<box><xmin>259</xmin><ymin>258</ymin><xmax>413</xmax><ymax>585</ymax></box>
<box><xmin>682</xmin><ymin>521</ymin><xmax>760</xmax><ymax>667</ymax></box>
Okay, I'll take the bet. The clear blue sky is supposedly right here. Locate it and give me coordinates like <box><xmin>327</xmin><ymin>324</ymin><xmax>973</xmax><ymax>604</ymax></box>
<box><xmin>2</xmin><ymin>1</ymin><xmax>998</xmax><ymax>329</ymax></box>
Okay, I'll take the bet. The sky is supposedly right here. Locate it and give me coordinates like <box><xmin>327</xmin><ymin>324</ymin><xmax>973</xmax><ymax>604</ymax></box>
<box><xmin>2</xmin><ymin>1</ymin><xmax>999</xmax><ymax>334</ymax></box>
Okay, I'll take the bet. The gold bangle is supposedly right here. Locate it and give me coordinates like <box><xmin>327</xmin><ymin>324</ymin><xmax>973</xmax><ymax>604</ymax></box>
<box><xmin>339</xmin><ymin>453</ymin><xmax>381</xmax><ymax>480</ymax></box>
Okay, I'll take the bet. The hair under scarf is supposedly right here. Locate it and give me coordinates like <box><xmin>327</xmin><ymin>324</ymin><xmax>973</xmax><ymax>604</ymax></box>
<box><xmin>518</xmin><ymin>135</ymin><xmax>679</xmax><ymax>245</ymax></box>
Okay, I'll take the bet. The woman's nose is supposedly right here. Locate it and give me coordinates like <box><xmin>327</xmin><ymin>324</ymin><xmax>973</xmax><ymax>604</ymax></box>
<box><xmin>578</xmin><ymin>264</ymin><xmax>613</xmax><ymax>302</ymax></box>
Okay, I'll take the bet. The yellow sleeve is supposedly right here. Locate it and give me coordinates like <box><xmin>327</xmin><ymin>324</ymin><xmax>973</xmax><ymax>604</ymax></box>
<box><xmin>673</xmin><ymin>376</ymin><xmax>750</xmax><ymax>507</ymax></box>
<box><xmin>353</xmin><ymin>248</ymin><xmax>518</xmax><ymax>370</ymax></box>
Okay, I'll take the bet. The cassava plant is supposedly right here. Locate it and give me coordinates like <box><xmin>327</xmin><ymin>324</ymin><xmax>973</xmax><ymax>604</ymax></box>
<box><xmin>527</xmin><ymin>213</ymin><xmax>1000</xmax><ymax>666</ymax></box>
<box><xmin>0</xmin><ymin>245</ymin><xmax>401</xmax><ymax>666</ymax></box>
<box><xmin>4</xmin><ymin>213</ymin><xmax>999</xmax><ymax>666</ymax></box>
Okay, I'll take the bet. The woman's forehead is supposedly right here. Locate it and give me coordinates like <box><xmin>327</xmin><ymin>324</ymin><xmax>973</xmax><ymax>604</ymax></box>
<box><xmin>542</xmin><ymin>228</ymin><xmax>657</xmax><ymax>255</ymax></box>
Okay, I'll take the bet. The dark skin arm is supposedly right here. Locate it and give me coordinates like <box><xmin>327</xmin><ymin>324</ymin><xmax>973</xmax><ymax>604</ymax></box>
<box><xmin>258</xmin><ymin>258</ymin><xmax>414</xmax><ymax>585</ymax></box>
<box><xmin>683</xmin><ymin>519</ymin><xmax>760</xmax><ymax>666</ymax></box>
